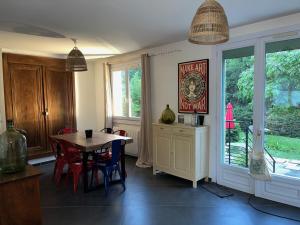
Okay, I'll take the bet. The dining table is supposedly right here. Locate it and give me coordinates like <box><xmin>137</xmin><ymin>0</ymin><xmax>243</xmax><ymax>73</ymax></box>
<box><xmin>51</xmin><ymin>131</ymin><xmax>133</xmax><ymax>193</ymax></box>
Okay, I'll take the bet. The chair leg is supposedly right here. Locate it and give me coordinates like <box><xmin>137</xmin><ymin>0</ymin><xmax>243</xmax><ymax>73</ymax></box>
<box><xmin>90</xmin><ymin>168</ymin><xmax>94</xmax><ymax>187</ymax></box>
<box><xmin>94</xmin><ymin>169</ymin><xmax>99</xmax><ymax>185</ymax></box>
<box><xmin>55</xmin><ymin>162</ymin><xmax>65</xmax><ymax>185</ymax></box>
<box><xmin>53</xmin><ymin>160</ymin><xmax>58</xmax><ymax>180</ymax></box>
<box><xmin>73</xmin><ymin>170</ymin><xmax>81</xmax><ymax>193</ymax></box>
<box><xmin>65</xmin><ymin>167</ymin><xmax>72</xmax><ymax>187</ymax></box>
<box><xmin>103</xmin><ymin>169</ymin><xmax>110</xmax><ymax>195</ymax></box>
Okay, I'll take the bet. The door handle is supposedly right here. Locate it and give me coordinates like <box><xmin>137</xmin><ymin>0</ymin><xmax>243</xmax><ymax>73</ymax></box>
<box><xmin>42</xmin><ymin>108</ymin><xmax>49</xmax><ymax>116</ymax></box>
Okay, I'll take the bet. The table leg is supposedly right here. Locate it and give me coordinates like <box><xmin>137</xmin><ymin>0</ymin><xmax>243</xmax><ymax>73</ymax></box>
<box><xmin>120</xmin><ymin>145</ymin><xmax>126</xmax><ymax>181</ymax></box>
<box><xmin>82</xmin><ymin>152</ymin><xmax>89</xmax><ymax>193</ymax></box>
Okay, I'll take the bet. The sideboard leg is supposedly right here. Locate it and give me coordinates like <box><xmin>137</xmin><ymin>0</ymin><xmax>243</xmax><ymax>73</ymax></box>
<box><xmin>193</xmin><ymin>181</ymin><xmax>197</xmax><ymax>188</ymax></box>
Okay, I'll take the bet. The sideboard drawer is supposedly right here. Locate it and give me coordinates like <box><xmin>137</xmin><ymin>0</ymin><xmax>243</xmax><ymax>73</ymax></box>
<box><xmin>173</xmin><ymin>127</ymin><xmax>194</xmax><ymax>136</ymax></box>
<box><xmin>156</xmin><ymin>126</ymin><xmax>173</xmax><ymax>134</ymax></box>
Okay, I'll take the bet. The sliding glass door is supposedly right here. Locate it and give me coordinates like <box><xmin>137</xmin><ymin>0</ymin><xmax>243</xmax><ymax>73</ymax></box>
<box><xmin>218</xmin><ymin>34</ymin><xmax>300</xmax><ymax>207</ymax></box>
<box><xmin>264</xmin><ymin>38</ymin><xmax>300</xmax><ymax>177</ymax></box>
<box><xmin>223</xmin><ymin>46</ymin><xmax>254</xmax><ymax>168</ymax></box>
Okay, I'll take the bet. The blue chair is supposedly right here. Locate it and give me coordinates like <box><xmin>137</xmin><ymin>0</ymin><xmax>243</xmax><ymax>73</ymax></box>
<box><xmin>93</xmin><ymin>140</ymin><xmax>125</xmax><ymax>195</ymax></box>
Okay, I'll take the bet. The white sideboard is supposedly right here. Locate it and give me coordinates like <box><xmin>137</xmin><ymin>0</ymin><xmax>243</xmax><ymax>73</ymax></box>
<box><xmin>152</xmin><ymin>123</ymin><xmax>208</xmax><ymax>188</ymax></box>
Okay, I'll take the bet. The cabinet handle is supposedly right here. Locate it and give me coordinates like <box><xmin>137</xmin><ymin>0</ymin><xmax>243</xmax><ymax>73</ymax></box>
<box><xmin>179</xmin><ymin>130</ymin><xmax>183</xmax><ymax>132</ymax></box>
<box><xmin>160</xmin><ymin>127</ymin><xmax>164</xmax><ymax>130</ymax></box>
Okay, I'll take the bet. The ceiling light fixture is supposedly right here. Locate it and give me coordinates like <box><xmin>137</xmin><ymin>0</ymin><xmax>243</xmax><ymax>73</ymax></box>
<box><xmin>188</xmin><ymin>0</ymin><xmax>229</xmax><ymax>45</ymax></box>
<box><xmin>66</xmin><ymin>38</ymin><xmax>87</xmax><ymax>72</ymax></box>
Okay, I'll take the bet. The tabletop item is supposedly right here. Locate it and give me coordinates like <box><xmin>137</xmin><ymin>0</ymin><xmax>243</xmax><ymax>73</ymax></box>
<box><xmin>0</xmin><ymin>120</ymin><xmax>27</xmax><ymax>174</ymax></box>
<box><xmin>160</xmin><ymin>104</ymin><xmax>175</xmax><ymax>124</ymax></box>
<box><xmin>191</xmin><ymin>109</ymin><xmax>198</xmax><ymax>127</ymax></box>
<box><xmin>85</xmin><ymin>129</ymin><xmax>93</xmax><ymax>138</ymax></box>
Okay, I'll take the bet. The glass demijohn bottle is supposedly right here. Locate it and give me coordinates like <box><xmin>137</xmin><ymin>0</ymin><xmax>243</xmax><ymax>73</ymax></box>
<box><xmin>0</xmin><ymin>120</ymin><xmax>27</xmax><ymax>174</ymax></box>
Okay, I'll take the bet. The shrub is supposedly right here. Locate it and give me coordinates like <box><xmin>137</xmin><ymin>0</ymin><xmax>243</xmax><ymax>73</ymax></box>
<box><xmin>225</xmin><ymin>123</ymin><xmax>243</xmax><ymax>143</ymax></box>
<box><xmin>266</xmin><ymin>106</ymin><xmax>300</xmax><ymax>138</ymax></box>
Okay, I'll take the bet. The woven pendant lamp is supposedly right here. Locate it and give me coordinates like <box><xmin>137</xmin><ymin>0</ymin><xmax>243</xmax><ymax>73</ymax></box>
<box><xmin>188</xmin><ymin>0</ymin><xmax>229</xmax><ymax>45</ymax></box>
<box><xmin>66</xmin><ymin>39</ymin><xmax>88</xmax><ymax>72</ymax></box>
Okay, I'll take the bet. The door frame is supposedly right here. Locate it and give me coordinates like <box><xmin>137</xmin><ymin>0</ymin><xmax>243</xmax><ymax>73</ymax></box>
<box><xmin>216</xmin><ymin>39</ymin><xmax>257</xmax><ymax>194</ymax></box>
<box><xmin>255</xmin><ymin>33</ymin><xmax>300</xmax><ymax>207</ymax></box>
<box><xmin>216</xmin><ymin>27</ymin><xmax>300</xmax><ymax>207</ymax></box>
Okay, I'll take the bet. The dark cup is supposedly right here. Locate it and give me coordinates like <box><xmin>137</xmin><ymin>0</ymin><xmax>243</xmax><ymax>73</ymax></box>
<box><xmin>85</xmin><ymin>129</ymin><xmax>93</xmax><ymax>138</ymax></box>
<box><xmin>198</xmin><ymin>115</ymin><xmax>204</xmax><ymax>126</ymax></box>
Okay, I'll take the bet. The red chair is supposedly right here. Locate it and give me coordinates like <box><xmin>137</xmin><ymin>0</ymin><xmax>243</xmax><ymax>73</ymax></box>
<box><xmin>49</xmin><ymin>137</ymin><xmax>67</xmax><ymax>181</ymax></box>
<box><xmin>59</xmin><ymin>140</ymin><xmax>97</xmax><ymax>192</ymax></box>
<box><xmin>113</xmin><ymin>129</ymin><xmax>128</xmax><ymax>137</ymax></box>
<box><xmin>58</xmin><ymin>128</ymin><xmax>78</xmax><ymax>135</ymax></box>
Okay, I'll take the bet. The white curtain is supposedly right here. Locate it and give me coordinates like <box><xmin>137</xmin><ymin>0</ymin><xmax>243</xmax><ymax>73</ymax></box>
<box><xmin>136</xmin><ymin>54</ymin><xmax>152</xmax><ymax>168</ymax></box>
<box><xmin>103</xmin><ymin>62</ymin><xmax>113</xmax><ymax>128</ymax></box>
<box><xmin>249</xmin><ymin>150</ymin><xmax>271</xmax><ymax>181</ymax></box>
<box><xmin>247</xmin><ymin>128</ymin><xmax>271</xmax><ymax>180</ymax></box>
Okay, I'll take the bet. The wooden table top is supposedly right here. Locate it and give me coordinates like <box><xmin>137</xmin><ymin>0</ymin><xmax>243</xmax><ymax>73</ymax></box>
<box><xmin>51</xmin><ymin>132</ymin><xmax>133</xmax><ymax>152</ymax></box>
<box><xmin>0</xmin><ymin>165</ymin><xmax>41</xmax><ymax>185</ymax></box>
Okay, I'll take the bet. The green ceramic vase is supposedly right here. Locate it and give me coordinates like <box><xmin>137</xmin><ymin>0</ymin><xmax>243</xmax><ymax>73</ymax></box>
<box><xmin>160</xmin><ymin>104</ymin><xmax>175</xmax><ymax>124</ymax></box>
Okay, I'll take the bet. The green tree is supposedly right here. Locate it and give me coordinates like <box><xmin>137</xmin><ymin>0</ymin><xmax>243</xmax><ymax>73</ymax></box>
<box><xmin>129</xmin><ymin>68</ymin><xmax>142</xmax><ymax>117</ymax></box>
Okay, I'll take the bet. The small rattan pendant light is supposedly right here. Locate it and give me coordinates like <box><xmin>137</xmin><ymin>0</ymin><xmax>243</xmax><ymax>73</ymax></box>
<box><xmin>188</xmin><ymin>0</ymin><xmax>229</xmax><ymax>45</ymax></box>
<box><xmin>66</xmin><ymin>39</ymin><xmax>88</xmax><ymax>72</ymax></box>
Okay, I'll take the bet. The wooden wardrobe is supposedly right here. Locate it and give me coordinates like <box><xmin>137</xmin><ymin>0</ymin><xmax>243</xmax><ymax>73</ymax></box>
<box><xmin>2</xmin><ymin>53</ymin><xmax>76</xmax><ymax>158</ymax></box>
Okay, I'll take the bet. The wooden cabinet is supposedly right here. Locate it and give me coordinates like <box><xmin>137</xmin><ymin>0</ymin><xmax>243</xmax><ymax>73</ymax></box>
<box><xmin>2</xmin><ymin>53</ymin><xmax>76</xmax><ymax>158</ymax></box>
<box><xmin>0</xmin><ymin>166</ymin><xmax>42</xmax><ymax>225</ymax></box>
<box><xmin>153</xmin><ymin>123</ymin><xmax>208</xmax><ymax>188</ymax></box>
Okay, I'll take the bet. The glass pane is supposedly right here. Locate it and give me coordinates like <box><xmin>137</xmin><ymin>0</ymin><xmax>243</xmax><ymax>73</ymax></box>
<box><xmin>265</xmin><ymin>38</ymin><xmax>300</xmax><ymax>177</ymax></box>
<box><xmin>112</xmin><ymin>70</ymin><xmax>127</xmax><ymax>117</ymax></box>
<box><xmin>128</xmin><ymin>67</ymin><xmax>142</xmax><ymax>118</ymax></box>
<box><xmin>223</xmin><ymin>46</ymin><xmax>255</xmax><ymax>167</ymax></box>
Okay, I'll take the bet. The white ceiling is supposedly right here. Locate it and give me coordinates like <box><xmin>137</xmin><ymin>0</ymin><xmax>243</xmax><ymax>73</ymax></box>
<box><xmin>0</xmin><ymin>0</ymin><xmax>300</xmax><ymax>57</ymax></box>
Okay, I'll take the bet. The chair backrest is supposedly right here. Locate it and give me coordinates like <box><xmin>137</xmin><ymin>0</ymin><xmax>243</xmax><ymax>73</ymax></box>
<box><xmin>113</xmin><ymin>129</ymin><xmax>128</xmax><ymax>137</ymax></box>
<box><xmin>111</xmin><ymin>140</ymin><xmax>122</xmax><ymax>165</ymax></box>
<box><xmin>100</xmin><ymin>128</ymin><xmax>114</xmax><ymax>134</ymax></box>
<box><xmin>58</xmin><ymin>128</ymin><xmax>77</xmax><ymax>135</ymax></box>
<box><xmin>58</xmin><ymin>139</ymin><xmax>81</xmax><ymax>163</ymax></box>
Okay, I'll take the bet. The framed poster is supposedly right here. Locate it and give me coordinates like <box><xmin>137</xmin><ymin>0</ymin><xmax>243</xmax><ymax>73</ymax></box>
<box><xmin>178</xmin><ymin>59</ymin><xmax>209</xmax><ymax>114</ymax></box>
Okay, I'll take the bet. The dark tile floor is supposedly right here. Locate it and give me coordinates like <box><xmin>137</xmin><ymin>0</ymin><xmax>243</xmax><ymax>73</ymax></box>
<box><xmin>39</xmin><ymin>157</ymin><xmax>300</xmax><ymax>225</ymax></box>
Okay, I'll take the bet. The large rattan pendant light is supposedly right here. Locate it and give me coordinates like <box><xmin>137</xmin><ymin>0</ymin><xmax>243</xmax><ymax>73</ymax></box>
<box><xmin>188</xmin><ymin>0</ymin><xmax>229</xmax><ymax>45</ymax></box>
<box><xmin>66</xmin><ymin>39</ymin><xmax>88</xmax><ymax>72</ymax></box>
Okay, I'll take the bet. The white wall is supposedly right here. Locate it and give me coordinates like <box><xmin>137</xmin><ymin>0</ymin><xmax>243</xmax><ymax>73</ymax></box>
<box><xmin>75</xmin><ymin>61</ymin><xmax>105</xmax><ymax>131</ymax></box>
<box><xmin>150</xmin><ymin>41</ymin><xmax>212</xmax><ymax>124</ymax></box>
<box><xmin>149</xmin><ymin>41</ymin><xmax>217</xmax><ymax>180</ymax></box>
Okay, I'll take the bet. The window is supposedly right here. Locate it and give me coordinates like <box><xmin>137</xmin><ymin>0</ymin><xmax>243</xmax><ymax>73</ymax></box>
<box><xmin>111</xmin><ymin>62</ymin><xmax>142</xmax><ymax>119</ymax></box>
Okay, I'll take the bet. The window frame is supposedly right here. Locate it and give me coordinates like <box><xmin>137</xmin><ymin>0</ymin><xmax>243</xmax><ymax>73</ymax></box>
<box><xmin>111</xmin><ymin>60</ymin><xmax>141</xmax><ymax>121</ymax></box>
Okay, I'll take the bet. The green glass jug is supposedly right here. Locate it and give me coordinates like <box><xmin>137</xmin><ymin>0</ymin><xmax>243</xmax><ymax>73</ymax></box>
<box><xmin>0</xmin><ymin>120</ymin><xmax>27</xmax><ymax>174</ymax></box>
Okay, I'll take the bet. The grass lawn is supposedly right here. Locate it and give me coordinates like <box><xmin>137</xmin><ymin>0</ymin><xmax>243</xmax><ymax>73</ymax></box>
<box><xmin>266</xmin><ymin>135</ymin><xmax>300</xmax><ymax>160</ymax></box>
<box><xmin>225</xmin><ymin>131</ymin><xmax>300</xmax><ymax>164</ymax></box>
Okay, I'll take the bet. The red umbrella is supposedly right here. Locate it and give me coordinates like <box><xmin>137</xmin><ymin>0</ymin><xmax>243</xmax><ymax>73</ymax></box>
<box><xmin>225</xmin><ymin>103</ymin><xmax>235</xmax><ymax>129</ymax></box>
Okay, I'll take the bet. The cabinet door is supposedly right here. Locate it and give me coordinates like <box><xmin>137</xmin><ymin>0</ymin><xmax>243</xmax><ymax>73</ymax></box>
<box><xmin>3</xmin><ymin>63</ymin><xmax>46</xmax><ymax>154</ymax></box>
<box><xmin>154</xmin><ymin>133</ymin><xmax>172</xmax><ymax>171</ymax></box>
<box><xmin>172</xmin><ymin>135</ymin><xmax>194</xmax><ymax>177</ymax></box>
<box><xmin>44</xmin><ymin>68</ymin><xmax>76</xmax><ymax>140</ymax></box>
